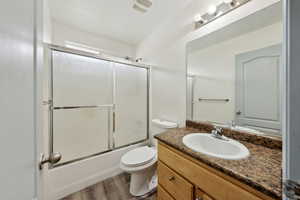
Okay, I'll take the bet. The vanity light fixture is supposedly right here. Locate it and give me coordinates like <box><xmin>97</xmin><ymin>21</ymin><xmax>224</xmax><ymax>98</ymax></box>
<box><xmin>224</xmin><ymin>0</ymin><xmax>233</xmax><ymax>4</ymax></box>
<box><xmin>194</xmin><ymin>0</ymin><xmax>251</xmax><ymax>30</ymax></box>
<box><xmin>133</xmin><ymin>0</ymin><xmax>152</xmax><ymax>13</ymax></box>
<box><xmin>217</xmin><ymin>11</ymin><xmax>224</xmax><ymax>17</ymax></box>
<box><xmin>194</xmin><ymin>14</ymin><xmax>204</xmax><ymax>24</ymax></box>
<box><xmin>207</xmin><ymin>5</ymin><xmax>217</xmax><ymax>15</ymax></box>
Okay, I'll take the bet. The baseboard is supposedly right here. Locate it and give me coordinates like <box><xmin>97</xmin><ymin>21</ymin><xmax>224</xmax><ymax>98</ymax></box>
<box><xmin>52</xmin><ymin>166</ymin><xmax>123</xmax><ymax>200</ymax></box>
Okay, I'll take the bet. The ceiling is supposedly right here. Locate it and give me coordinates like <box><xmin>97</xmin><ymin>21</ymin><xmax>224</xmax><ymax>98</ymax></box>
<box><xmin>49</xmin><ymin>0</ymin><xmax>188</xmax><ymax>45</ymax></box>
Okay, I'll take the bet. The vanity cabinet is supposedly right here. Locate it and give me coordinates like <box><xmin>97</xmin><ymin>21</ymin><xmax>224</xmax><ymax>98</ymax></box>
<box><xmin>157</xmin><ymin>142</ymin><xmax>277</xmax><ymax>200</ymax></box>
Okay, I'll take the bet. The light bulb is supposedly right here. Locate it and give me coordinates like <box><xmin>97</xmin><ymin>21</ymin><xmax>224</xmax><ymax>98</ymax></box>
<box><xmin>224</xmin><ymin>0</ymin><xmax>233</xmax><ymax>4</ymax></box>
<box><xmin>207</xmin><ymin>5</ymin><xmax>217</xmax><ymax>15</ymax></box>
<box><xmin>194</xmin><ymin>14</ymin><xmax>203</xmax><ymax>22</ymax></box>
<box><xmin>217</xmin><ymin>11</ymin><xmax>224</xmax><ymax>16</ymax></box>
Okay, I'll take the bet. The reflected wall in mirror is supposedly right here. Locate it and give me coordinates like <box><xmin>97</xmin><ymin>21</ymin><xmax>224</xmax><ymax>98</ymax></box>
<box><xmin>187</xmin><ymin>2</ymin><xmax>282</xmax><ymax>136</ymax></box>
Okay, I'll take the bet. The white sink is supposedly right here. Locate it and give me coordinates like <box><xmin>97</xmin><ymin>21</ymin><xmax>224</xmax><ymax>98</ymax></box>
<box><xmin>182</xmin><ymin>133</ymin><xmax>250</xmax><ymax>160</ymax></box>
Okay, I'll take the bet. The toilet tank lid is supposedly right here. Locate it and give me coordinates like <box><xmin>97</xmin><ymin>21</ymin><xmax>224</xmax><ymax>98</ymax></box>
<box><xmin>152</xmin><ymin>119</ymin><xmax>178</xmax><ymax>129</ymax></box>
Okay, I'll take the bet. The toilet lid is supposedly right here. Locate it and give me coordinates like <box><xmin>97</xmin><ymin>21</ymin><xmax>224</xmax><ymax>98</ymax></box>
<box><xmin>121</xmin><ymin>146</ymin><xmax>156</xmax><ymax>167</ymax></box>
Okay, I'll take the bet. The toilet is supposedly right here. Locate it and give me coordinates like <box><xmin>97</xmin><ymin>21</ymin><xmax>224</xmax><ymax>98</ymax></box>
<box><xmin>120</xmin><ymin>146</ymin><xmax>157</xmax><ymax>196</ymax></box>
<box><xmin>120</xmin><ymin>119</ymin><xmax>178</xmax><ymax>197</ymax></box>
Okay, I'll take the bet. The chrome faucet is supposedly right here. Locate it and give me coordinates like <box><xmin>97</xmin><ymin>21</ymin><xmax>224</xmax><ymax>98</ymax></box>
<box><xmin>229</xmin><ymin>120</ymin><xmax>236</xmax><ymax>129</ymax></box>
<box><xmin>211</xmin><ymin>126</ymin><xmax>228</xmax><ymax>141</ymax></box>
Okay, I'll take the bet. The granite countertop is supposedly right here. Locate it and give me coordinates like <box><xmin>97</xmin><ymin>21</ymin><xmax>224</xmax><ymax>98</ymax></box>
<box><xmin>155</xmin><ymin>127</ymin><xmax>282</xmax><ymax>199</ymax></box>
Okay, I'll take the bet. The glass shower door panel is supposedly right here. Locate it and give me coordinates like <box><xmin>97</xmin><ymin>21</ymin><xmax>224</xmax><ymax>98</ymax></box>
<box><xmin>114</xmin><ymin>64</ymin><xmax>148</xmax><ymax>147</ymax></box>
<box><xmin>52</xmin><ymin>50</ymin><xmax>113</xmax><ymax>106</ymax></box>
<box><xmin>53</xmin><ymin>108</ymin><xmax>110</xmax><ymax>164</ymax></box>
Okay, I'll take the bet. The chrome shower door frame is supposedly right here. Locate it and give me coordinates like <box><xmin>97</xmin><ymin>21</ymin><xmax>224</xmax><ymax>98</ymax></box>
<box><xmin>46</xmin><ymin>44</ymin><xmax>150</xmax><ymax>168</ymax></box>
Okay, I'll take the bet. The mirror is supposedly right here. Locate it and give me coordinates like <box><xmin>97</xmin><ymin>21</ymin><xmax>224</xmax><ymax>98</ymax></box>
<box><xmin>186</xmin><ymin>2</ymin><xmax>282</xmax><ymax>136</ymax></box>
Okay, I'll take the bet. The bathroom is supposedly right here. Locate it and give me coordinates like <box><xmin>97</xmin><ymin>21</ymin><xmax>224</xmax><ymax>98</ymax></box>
<box><xmin>1</xmin><ymin>0</ymin><xmax>300</xmax><ymax>200</ymax></box>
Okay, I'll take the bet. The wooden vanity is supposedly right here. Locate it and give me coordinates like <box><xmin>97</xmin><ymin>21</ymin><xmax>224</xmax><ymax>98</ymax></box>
<box><xmin>157</xmin><ymin>141</ymin><xmax>279</xmax><ymax>200</ymax></box>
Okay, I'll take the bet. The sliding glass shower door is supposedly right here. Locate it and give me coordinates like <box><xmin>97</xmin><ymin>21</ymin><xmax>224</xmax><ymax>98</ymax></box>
<box><xmin>49</xmin><ymin>48</ymin><xmax>149</xmax><ymax>166</ymax></box>
<box><xmin>51</xmin><ymin>51</ymin><xmax>114</xmax><ymax>164</ymax></box>
<box><xmin>114</xmin><ymin>63</ymin><xmax>148</xmax><ymax>147</ymax></box>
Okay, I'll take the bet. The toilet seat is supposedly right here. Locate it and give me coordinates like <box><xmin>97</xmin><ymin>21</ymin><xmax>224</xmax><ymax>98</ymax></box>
<box><xmin>121</xmin><ymin>146</ymin><xmax>156</xmax><ymax>167</ymax></box>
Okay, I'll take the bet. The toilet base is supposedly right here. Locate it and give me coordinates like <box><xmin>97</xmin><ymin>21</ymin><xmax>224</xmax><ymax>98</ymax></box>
<box><xmin>129</xmin><ymin>165</ymin><xmax>157</xmax><ymax>197</ymax></box>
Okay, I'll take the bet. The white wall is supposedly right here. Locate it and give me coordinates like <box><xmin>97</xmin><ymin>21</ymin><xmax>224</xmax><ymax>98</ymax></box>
<box><xmin>136</xmin><ymin>0</ymin><xmax>280</xmax><ymax>130</ymax></box>
<box><xmin>188</xmin><ymin>22</ymin><xmax>282</xmax><ymax>124</ymax></box>
<box><xmin>52</xmin><ymin>20</ymin><xmax>136</xmax><ymax>58</ymax></box>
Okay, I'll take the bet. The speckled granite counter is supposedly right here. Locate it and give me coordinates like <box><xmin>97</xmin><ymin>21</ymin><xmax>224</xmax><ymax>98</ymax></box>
<box><xmin>155</xmin><ymin>126</ymin><xmax>282</xmax><ymax>199</ymax></box>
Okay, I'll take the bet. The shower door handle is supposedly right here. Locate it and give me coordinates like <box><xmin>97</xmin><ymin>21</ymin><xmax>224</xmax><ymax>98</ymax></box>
<box><xmin>39</xmin><ymin>152</ymin><xmax>62</xmax><ymax>170</ymax></box>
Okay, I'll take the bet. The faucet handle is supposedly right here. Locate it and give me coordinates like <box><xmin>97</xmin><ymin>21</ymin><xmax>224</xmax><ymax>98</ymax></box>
<box><xmin>231</xmin><ymin>120</ymin><xmax>236</xmax><ymax>127</ymax></box>
<box><xmin>214</xmin><ymin>125</ymin><xmax>223</xmax><ymax>132</ymax></box>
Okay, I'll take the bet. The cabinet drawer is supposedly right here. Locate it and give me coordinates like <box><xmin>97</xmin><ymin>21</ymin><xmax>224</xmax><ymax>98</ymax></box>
<box><xmin>158</xmin><ymin>161</ymin><xmax>193</xmax><ymax>200</ymax></box>
<box><xmin>158</xmin><ymin>185</ymin><xmax>175</xmax><ymax>200</ymax></box>
<box><xmin>158</xmin><ymin>143</ymin><xmax>269</xmax><ymax>200</ymax></box>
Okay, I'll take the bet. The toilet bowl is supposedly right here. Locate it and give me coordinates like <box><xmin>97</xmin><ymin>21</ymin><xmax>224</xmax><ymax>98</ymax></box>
<box><xmin>120</xmin><ymin>119</ymin><xmax>178</xmax><ymax>197</ymax></box>
<box><xmin>120</xmin><ymin>146</ymin><xmax>157</xmax><ymax>197</ymax></box>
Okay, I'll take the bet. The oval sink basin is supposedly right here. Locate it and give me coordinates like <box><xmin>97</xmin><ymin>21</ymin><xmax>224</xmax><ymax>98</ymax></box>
<box><xmin>182</xmin><ymin>133</ymin><xmax>250</xmax><ymax>160</ymax></box>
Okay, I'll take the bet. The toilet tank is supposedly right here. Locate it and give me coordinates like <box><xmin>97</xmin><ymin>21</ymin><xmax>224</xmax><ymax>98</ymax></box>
<box><xmin>151</xmin><ymin>119</ymin><xmax>178</xmax><ymax>146</ymax></box>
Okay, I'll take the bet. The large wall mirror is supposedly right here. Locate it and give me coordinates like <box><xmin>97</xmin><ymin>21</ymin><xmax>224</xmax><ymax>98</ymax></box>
<box><xmin>186</xmin><ymin>2</ymin><xmax>282</xmax><ymax>137</ymax></box>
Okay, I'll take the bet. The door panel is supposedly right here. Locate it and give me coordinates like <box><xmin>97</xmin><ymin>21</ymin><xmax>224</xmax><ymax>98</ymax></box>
<box><xmin>50</xmin><ymin>51</ymin><xmax>149</xmax><ymax>165</ymax></box>
<box><xmin>236</xmin><ymin>44</ymin><xmax>282</xmax><ymax>132</ymax></box>
<box><xmin>243</xmin><ymin>56</ymin><xmax>279</xmax><ymax>121</ymax></box>
<box><xmin>284</xmin><ymin>0</ymin><xmax>300</xmax><ymax>199</ymax></box>
<box><xmin>114</xmin><ymin>64</ymin><xmax>148</xmax><ymax>147</ymax></box>
<box><xmin>0</xmin><ymin>0</ymin><xmax>37</xmax><ymax>199</ymax></box>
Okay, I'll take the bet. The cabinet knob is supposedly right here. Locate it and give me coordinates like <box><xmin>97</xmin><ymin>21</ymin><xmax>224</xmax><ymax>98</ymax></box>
<box><xmin>168</xmin><ymin>176</ymin><xmax>175</xmax><ymax>181</ymax></box>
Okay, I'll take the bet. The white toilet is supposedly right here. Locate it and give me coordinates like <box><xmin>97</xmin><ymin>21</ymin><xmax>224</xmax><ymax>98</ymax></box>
<box><xmin>120</xmin><ymin>119</ymin><xmax>178</xmax><ymax>197</ymax></box>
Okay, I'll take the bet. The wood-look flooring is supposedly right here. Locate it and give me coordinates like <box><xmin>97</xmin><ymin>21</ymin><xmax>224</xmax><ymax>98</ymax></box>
<box><xmin>61</xmin><ymin>173</ymin><xmax>157</xmax><ymax>200</ymax></box>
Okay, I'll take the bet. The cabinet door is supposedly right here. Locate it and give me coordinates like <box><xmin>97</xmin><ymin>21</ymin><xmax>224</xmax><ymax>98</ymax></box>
<box><xmin>158</xmin><ymin>186</ymin><xmax>175</xmax><ymax>200</ymax></box>
<box><xmin>203</xmin><ymin>194</ymin><xmax>214</xmax><ymax>200</ymax></box>
<box><xmin>195</xmin><ymin>188</ymin><xmax>204</xmax><ymax>200</ymax></box>
<box><xmin>195</xmin><ymin>188</ymin><xmax>214</xmax><ymax>200</ymax></box>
